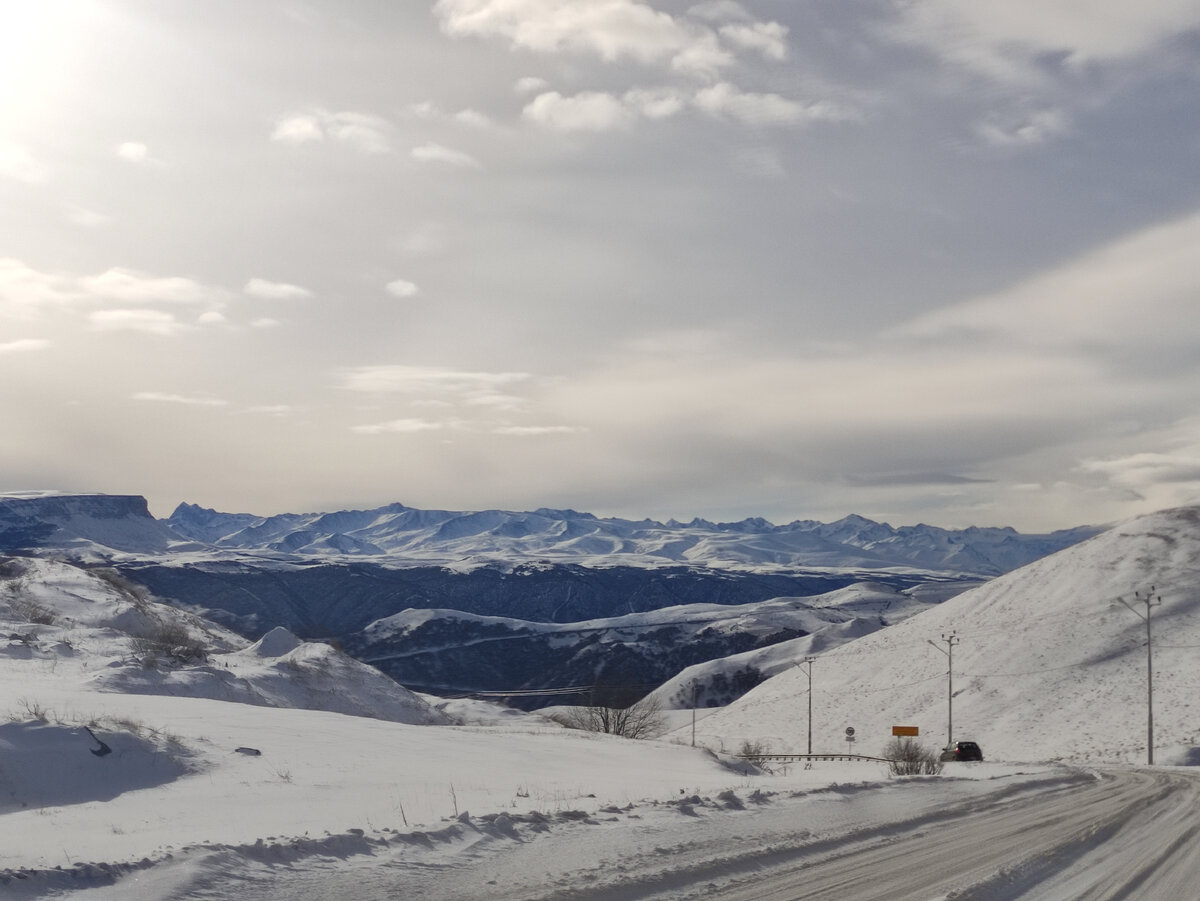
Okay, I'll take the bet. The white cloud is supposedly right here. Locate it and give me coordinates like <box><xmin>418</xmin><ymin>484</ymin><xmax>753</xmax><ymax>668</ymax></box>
<box><xmin>132</xmin><ymin>391</ymin><xmax>227</xmax><ymax>406</ymax></box>
<box><xmin>719</xmin><ymin>21</ymin><xmax>788</xmax><ymax>61</ymax></box>
<box><xmin>523</xmin><ymin>87</ymin><xmax>686</xmax><ymax>131</ymax></box>
<box><xmin>385</xmin><ymin>279</ymin><xmax>420</xmax><ymax>298</ymax></box>
<box><xmin>0</xmin><ymin>142</ymin><xmax>47</xmax><ymax>183</ymax></box>
<box><xmin>250</xmin><ymin>317</ymin><xmax>281</xmax><ymax>329</ymax></box>
<box><xmin>694</xmin><ymin>83</ymin><xmax>825</xmax><ymax>126</ymax></box>
<box><xmin>196</xmin><ymin>311</ymin><xmax>228</xmax><ymax>326</ymax></box>
<box><xmin>78</xmin><ymin>268</ymin><xmax>213</xmax><ymax>305</ymax></box>
<box><xmin>434</xmin><ymin>0</ymin><xmax>734</xmax><ymax>78</ymax></box>
<box><xmin>0</xmin><ymin>338</ymin><xmax>50</xmax><ymax>354</ymax></box>
<box><xmin>244</xmin><ymin>278</ymin><xmax>313</xmax><ymax>300</ymax></box>
<box><xmin>515</xmin><ymin>76</ymin><xmax>550</xmax><ymax>95</ymax></box>
<box><xmin>352</xmin><ymin>418</ymin><xmax>448</xmax><ymax>435</ymax></box>
<box><xmin>0</xmin><ymin>258</ymin><xmax>80</xmax><ymax>315</ymax></box>
<box><xmin>623</xmin><ymin>87</ymin><xmax>686</xmax><ymax>119</ymax></box>
<box><xmin>523</xmin><ymin>91</ymin><xmax>635</xmax><ymax>132</ymax></box>
<box><xmin>493</xmin><ymin>424</ymin><xmax>583</xmax><ymax>435</ymax></box>
<box><xmin>116</xmin><ymin>141</ymin><xmax>149</xmax><ymax>163</ymax></box>
<box><xmin>410</xmin><ymin>143</ymin><xmax>481</xmax><ymax>168</ymax></box>
<box><xmin>340</xmin><ymin>365</ymin><xmax>530</xmax><ymax>398</ymax></box>
<box><xmin>90</xmin><ymin>309</ymin><xmax>188</xmax><ymax>336</ymax></box>
<box><xmin>271</xmin><ymin>109</ymin><xmax>391</xmax><ymax>153</ymax></box>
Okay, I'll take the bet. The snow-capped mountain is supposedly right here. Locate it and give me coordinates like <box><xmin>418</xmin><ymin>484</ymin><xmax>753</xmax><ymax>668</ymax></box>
<box><xmin>0</xmin><ymin>491</ymin><xmax>1101</xmax><ymax>577</ymax></box>
<box><xmin>165</xmin><ymin>500</ymin><xmax>1101</xmax><ymax>576</ymax></box>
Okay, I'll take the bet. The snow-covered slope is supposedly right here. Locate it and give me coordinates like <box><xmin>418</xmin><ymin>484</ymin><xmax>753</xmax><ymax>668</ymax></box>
<box><xmin>686</xmin><ymin>505</ymin><xmax>1200</xmax><ymax>765</ymax></box>
<box><xmin>0</xmin><ymin>558</ymin><xmax>449</xmax><ymax>725</ymax></box>
<box><xmin>350</xmin><ymin>581</ymin><xmax>953</xmax><ymax>707</ymax></box>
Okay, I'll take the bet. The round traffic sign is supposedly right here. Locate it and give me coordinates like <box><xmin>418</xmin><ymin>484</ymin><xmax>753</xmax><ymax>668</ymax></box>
<box><xmin>845</xmin><ymin>726</ymin><xmax>855</xmax><ymax>737</ymax></box>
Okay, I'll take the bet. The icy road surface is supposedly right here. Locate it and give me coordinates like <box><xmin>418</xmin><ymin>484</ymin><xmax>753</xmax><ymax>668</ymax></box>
<box><xmin>124</xmin><ymin>766</ymin><xmax>1200</xmax><ymax>901</ymax></box>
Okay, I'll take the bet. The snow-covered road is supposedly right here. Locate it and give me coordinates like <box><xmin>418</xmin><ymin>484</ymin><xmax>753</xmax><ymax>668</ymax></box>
<box><xmin>127</xmin><ymin>766</ymin><xmax>1200</xmax><ymax>901</ymax></box>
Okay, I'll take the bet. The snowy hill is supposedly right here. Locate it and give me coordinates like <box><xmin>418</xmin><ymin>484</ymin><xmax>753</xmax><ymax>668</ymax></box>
<box><xmin>0</xmin><ymin>558</ymin><xmax>449</xmax><ymax>725</ymax></box>
<box><xmin>687</xmin><ymin>505</ymin><xmax>1200</xmax><ymax>765</ymax></box>
<box><xmin>348</xmin><ymin>581</ymin><xmax>951</xmax><ymax>707</ymax></box>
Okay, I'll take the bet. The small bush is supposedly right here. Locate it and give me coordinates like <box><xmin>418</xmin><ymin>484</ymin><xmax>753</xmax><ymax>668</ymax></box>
<box><xmin>131</xmin><ymin>617</ymin><xmax>207</xmax><ymax>663</ymax></box>
<box><xmin>884</xmin><ymin>737</ymin><xmax>943</xmax><ymax>776</ymax></box>
<box><xmin>7</xmin><ymin>595</ymin><xmax>56</xmax><ymax>625</ymax></box>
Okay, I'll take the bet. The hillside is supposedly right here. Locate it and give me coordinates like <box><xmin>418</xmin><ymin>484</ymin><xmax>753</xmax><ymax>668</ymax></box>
<box><xmin>687</xmin><ymin>505</ymin><xmax>1200</xmax><ymax>765</ymax></box>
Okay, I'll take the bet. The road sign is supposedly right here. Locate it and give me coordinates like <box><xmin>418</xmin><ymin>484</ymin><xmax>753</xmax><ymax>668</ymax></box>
<box><xmin>893</xmin><ymin>725</ymin><xmax>919</xmax><ymax>737</ymax></box>
<box><xmin>845</xmin><ymin>727</ymin><xmax>855</xmax><ymax>737</ymax></box>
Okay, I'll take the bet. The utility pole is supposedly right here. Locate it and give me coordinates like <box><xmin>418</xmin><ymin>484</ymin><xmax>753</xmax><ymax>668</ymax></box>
<box><xmin>928</xmin><ymin>632</ymin><xmax>959</xmax><ymax>748</ymax></box>
<box><xmin>1114</xmin><ymin>587</ymin><xmax>1161</xmax><ymax>765</ymax></box>
<box><xmin>691</xmin><ymin>681</ymin><xmax>698</xmax><ymax>747</ymax></box>
<box><xmin>798</xmin><ymin>657</ymin><xmax>816</xmax><ymax>754</ymax></box>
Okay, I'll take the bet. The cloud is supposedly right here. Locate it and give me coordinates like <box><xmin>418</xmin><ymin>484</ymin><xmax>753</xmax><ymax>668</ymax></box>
<box><xmin>340</xmin><ymin>365</ymin><xmax>531</xmax><ymax>399</ymax></box>
<box><xmin>523</xmin><ymin>87</ymin><xmax>686</xmax><ymax>131</ymax></box>
<box><xmin>116</xmin><ymin>141</ymin><xmax>149</xmax><ymax>163</ymax></box>
<box><xmin>79</xmin><ymin>268</ymin><xmax>214</xmax><ymax>305</ymax></box>
<box><xmin>694</xmin><ymin>83</ymin><xmax>848</xmax><ymax>126</ymax></box>
<box><xmin>515</xmin><ymin>76</ymin><xmax>550</xmax><ymax>95</ymax></box>
<box><xmin>0</xmin><ymin>258</ymin><xmax>80</xmax><ymax>315</ymax></box>
<box><xmin>894</xmin><ymin>211</ymin><xmax>1200</xmax><ymax>352</ymax></box>
<box><xmin>243</xmin><ymin>278</ymin><xmax>313</xmax><ymax>300</ymax></box>
<box><xmin>493</xmin><ymin>424</ymin><xmax>584</xmax><ymax>435</ymax></box>
<box><xmin>89</xmin><ymin>309</ymin><xmax>189</xmax><ymax>336</ymax></box>
<box><xmin>718</xmin><ymin>21</ymin><xmax>788</xmax><ymax>61</ymax></box>
<box><xmin>132</xmin><ymin>391</ymin><xmax>227</xmax><ymax>407</ymax></box>
<box><xmin>271</xmin><ymin>109</ymin><xmax>392</xmax><ymax>153</ymax></box>
<box><xmin>0</xmin><ymin>338</ymin><xmax>50</xmax><ymax>354</ymax></box>
<box><xmin>433</xmin><ymin>0</ymin><xmax>734</xmax><ymax>78</ymax></box>
<box><xmin>385</xmin><ymin>279</ymin><xmax>420</xmax><ymax>298</ymax></box>
<box><xmin>409</xmin><ymin>100</ymin><xmax>492</xmax><ymax>128</ymax></box>
<box><xmin>523</xmin><ymin>91</ymin><xmax>636</xmax><ymax>132</ymax></box>
<box><xmin>973</xmin><ymin>108</ymin><xmax>1071</xmax><ymax>147</ymax></box>
<box><xmin>0</xmin><ymin>142</ymin><xmax>47</xmax><ymax>183</ymax></box>
<box><xmin>410</xmin><ymin>143</ymin><xmax>481</xmax><ymax>168</ymax></box>
<box><xmin>351</xmin><ymin>418</ymin><xmax>448</xmax><ymax>435</ymax></box>
<box><xmin>889</xmin><ymin>0</ymin><xmax>1200</xmax><ymax>83</ymax></box>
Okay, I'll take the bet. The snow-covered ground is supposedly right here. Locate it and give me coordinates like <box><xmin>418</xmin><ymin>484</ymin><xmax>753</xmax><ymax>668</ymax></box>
<box><xmin>5</xmin><ymin>505</ymin><xmax>1200</xmax><ymax>899</ymax></box>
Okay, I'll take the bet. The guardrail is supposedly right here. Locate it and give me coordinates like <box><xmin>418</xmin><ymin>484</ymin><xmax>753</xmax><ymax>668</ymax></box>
<box><xmin>737</xmin><ymin>753</ymin><xmax>893</xmax><ymax>764</ymax></box>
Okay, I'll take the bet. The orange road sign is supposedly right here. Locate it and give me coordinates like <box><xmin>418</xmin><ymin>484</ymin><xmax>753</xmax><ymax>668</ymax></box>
<box><xmin>892</xmin><ymin>725</ymin><xmax>919</xmax><ymax>737</ymax></box>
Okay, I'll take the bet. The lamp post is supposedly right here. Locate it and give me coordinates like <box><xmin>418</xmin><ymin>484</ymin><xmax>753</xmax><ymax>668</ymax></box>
<box><xmin>928</xmin><ymin>632</ymin><xmax>959</xmax><ymax>748</ymax></box>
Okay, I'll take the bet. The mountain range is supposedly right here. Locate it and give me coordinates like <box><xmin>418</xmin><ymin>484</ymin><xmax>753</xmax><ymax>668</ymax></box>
<box><xmin>1</xmin><ymin>491</ymin><xmax>1100</xmax><ymax>576</ymax></box>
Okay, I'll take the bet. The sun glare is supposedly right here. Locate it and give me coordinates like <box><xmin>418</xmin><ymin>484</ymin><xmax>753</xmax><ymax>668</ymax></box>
<box><xmin>0</xmin><ymin>1</ymin><xmax>94</xmax><ymax>121</ymax></box>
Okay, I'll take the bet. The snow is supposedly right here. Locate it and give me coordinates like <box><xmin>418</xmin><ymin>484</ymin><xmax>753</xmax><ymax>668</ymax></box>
<box><xmin>3</xmin><ymin>505</ymin><xmax>1200</xmax><ymax>898</ymax></box>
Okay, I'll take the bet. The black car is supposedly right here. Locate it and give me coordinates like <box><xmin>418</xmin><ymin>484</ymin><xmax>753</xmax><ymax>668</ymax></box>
<box><xmin>940</xmin><ymin>741</ymin><xmax>983</xmax><ymax>762</ymax></box>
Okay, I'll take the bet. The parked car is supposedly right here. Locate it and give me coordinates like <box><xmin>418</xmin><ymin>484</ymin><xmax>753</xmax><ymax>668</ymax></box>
<box><xmin>940</xmin><ymin>741</ymin><xmax>983</xmax><ymax>762</ymax></box>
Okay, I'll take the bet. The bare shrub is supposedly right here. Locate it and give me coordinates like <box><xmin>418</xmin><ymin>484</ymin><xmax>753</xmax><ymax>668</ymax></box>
<box><xmin>884</xmin><ymin>737</ymin><xmax>943</xmax><ymax>776</ymax></box>
<box><xmin>738</xmin><ymin>739</ymin><xmax>770</xmax><ymax>761</ymax></box>
<box><xmin>551</xmin><ymin>679</ymin><xmax>666</xmax><ymax>740</ymax></box>
<box><xmin>90</xmin><ymin>567</ymin><xmax>150</xmax><ymax>609</ymax></box>
<box><xmin>131</xmin><ymin>617</ymin><xmax>207</xmax><ymax>663</ymax></box>
<box><xmin>7</xmin><ymin>595</ymin><xmax>56</xmax><ymax>625</ymax></box>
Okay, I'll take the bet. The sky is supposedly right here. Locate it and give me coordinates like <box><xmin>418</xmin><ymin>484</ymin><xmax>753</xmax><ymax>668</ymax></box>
<box><xmin>1</xmin><ymin>0</ymin><xmax>1199</xmax><ymax>532</ymax></box>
